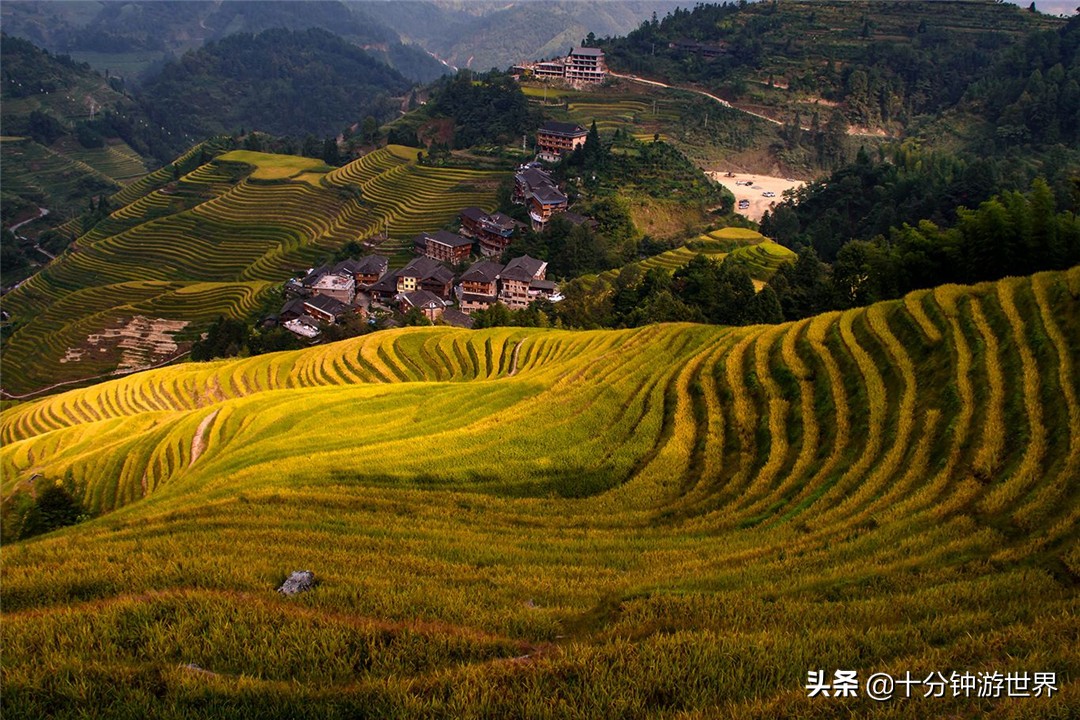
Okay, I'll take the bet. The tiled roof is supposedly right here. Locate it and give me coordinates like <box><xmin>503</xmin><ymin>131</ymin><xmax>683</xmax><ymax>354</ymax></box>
<box><xmin>530</xmin><ymin>184</ymin><xmax>568</xmax><ymax>205</ymax></box>
<box><xmin>460</xmin><ymin>260</ymin><xmax>504</xmax><ymax>284</ymax></box>
<box><xmin>400</xmin><ymin>289</ymin><xmax>446</xmax><ymax>309</ymax></box>
<box><xmin>502</xmin><ymin>255</ymin><xmax>546</xmax><ymax>282</ymax></box>
<box><xmin>428</xmin><ymin>230</ymin><xmax>474</xmax><ymax>248</ymax></box>
<box><xmin>356</xmin><ymin>255</ymin><xmax>388</xmax><ymax>274</ymax></box>
<box><xmin>369</xmin><ymin>270</ymin><xmax>399</xmax><ymax>295</ymax></box>
<box><xmin>539</xmin><ymin>121</ymin><xmax>587</xmax><ymax>136</ymax></box>
<box><xmin>304</xmin><ymin>294</ymin><xmax>349</xmax><ymax>317</ymax></box>
<box><xmin>441</xmin><ymin>308</ymin><xmax>476</xmax><ymax>329</ymax></box>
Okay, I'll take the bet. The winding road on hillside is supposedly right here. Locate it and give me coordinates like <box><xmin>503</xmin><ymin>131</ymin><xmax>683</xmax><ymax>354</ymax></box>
<box><xmin>609</xmin><ymin>71</ymin><xmax>888</xmax><ymax>138</ymax></box>
<box><xmin>2</xmin><ymin>207</ymin><xmax>52</xmax><ymax>294</ymax></box>
<box><xmin>8</xmin><ymin>206</ymin><xmax>49</xmax><ymax>233</ymax></box>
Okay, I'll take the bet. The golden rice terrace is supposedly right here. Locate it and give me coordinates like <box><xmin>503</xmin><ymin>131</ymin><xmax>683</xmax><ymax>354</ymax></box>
<box><xmin>1</xmin><ymin>268</ymin><xmax>1077</xmax><ymax>718</ymax></box>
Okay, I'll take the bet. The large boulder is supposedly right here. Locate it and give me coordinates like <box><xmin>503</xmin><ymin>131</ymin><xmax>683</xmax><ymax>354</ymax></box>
<box><xmin>277</xmin><ymin>570</ymin><xmax>315</xmax><ymax>596</ymax></box>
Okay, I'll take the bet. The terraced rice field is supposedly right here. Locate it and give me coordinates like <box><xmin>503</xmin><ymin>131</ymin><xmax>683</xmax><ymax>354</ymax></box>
<box><xmin>521</xmin><ymin>83</ymin><xmax>681</xmax><ymax>140</ymax></box>
<box><xmin>1</xmin><ymin>145</ymin><xmax>505</xmax><ymax>396</ymax></box>
<box><xmin>54</xmin><ymin>138</ymin><xmax>151</xmax><ymax>182</ymax></box>
<box><xmin>605</xmin><ymin>227</ymin><xmax>795</xmax><ymax>287</ymax></box>
<box><xmin>1</xmin><ymin>268</ymin><xmax>1077</xmax><ymax>718</ymax></box>
<box><xmin>0</xmin><ymin>137</ymin><xmax>118</xmax><ymax>210</ymax></box>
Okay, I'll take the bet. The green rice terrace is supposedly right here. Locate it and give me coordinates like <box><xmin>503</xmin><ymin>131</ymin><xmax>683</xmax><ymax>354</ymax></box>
<box><xmin>581</xmin><ymin>227</ymin><xmax>796</xmax><ymax>292</ymax></box>
<box><xmin>0</xmin><ymin>144</ymin><xmax>504</xmax><ymax>397</ymax></box>
<box><xmin>1</xmin><ymin>267</ymin><xmax>1077</xmax><ymax>718</ymax></box>
<box><xmin>640</xmin><ymin>227</ymin><xmax>795</xmax><ymax>278</ymax></box>
<box><xmin>521</xmin><ymin>81</ymin><xmax>777</xmax><ymax>167</ymax></box>
<box><xmin>1</xmin><ymin>136</ymin><xmax>121</xmax><ymax>217</ymax></box>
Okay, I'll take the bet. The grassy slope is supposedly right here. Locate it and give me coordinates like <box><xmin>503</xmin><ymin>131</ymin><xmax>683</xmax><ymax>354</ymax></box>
<box><xmin>0</xmin><ymin>145</ymin><xmax>505</xmax><ymax>397</ymax></box>
<box><xmin>2</xmin><ymin>267</ymin><xmax>1077</xmax><ymax>718</ymax></box>
<box><xmin>522</xmin><ymin>79</ymin><xmax>781</xmax><ymax>171</ymax></box>
<box><xmin>642</xmin><ymin>227</ymin><xmax>795</xmax><ymax>276</ymax></box>
<box><xmin>0</xmin><ymin>39</ymin><xmax>157</xmax><ymax>219</ymax></box>
<box><xmin>580</xmin><ymin>227</ymin><xmax>795</xmax><ymax>292</ymax></box>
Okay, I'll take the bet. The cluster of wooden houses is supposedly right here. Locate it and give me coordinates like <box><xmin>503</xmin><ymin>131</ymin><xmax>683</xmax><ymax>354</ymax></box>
<box><xmin>276</xmin><ymin>120</ymin><xmax>599</xmax><ymax>340</ymax></box>
<box><xmin>280</xmin><ymin>245</ymin><xmax>560</xmax><ymax>339</ymax></box>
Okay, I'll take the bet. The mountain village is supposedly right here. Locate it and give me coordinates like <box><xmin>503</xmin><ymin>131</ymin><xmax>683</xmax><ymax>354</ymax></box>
<box><xmin>276</xmin><ymin>122</ymin><xmax>589</xmax><ymax>340</ymax></box>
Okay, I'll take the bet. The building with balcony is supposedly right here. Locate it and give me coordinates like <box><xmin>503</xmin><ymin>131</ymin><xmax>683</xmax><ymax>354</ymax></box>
<box><xmin>498</xmin><ymin>255</ymin><xmax>548</xmax><ymax>310</ymax></box>
<box><xmin>415</xmin><ymin>230</ymin><xmax>474</xmax><ymax>264</ymax></box>
<box><xmin>565</xmin><ymin>47</ymin><xmax>606</xmax><ymax>84</ymax></box>
<box><xmin>459</xmin><ymin>207</ymin><xmax>523</xmax><ymax>258</ymax></box>
<box><xmin>536</xmin><ymin>121</ymin><xmax>588</xmax><ymax>162</ymax></box>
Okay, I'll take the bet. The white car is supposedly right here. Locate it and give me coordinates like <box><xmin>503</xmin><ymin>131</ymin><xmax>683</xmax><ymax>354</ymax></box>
<box><xmin>763</xmin><ymin>191</ymin><xmax>776</xmax><ymax>198</ymax></box>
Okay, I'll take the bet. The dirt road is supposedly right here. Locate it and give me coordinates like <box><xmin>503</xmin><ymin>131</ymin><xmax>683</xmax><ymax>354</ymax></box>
<box><xmin>610</xmin><ymin>71</ymin><xmax>887</xmax><ymax>138</ymax></box>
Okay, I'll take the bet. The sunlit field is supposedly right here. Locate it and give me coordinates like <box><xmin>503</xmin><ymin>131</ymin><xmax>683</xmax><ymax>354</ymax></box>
<box><xmin>1</xmin><ymin>144</ymin><xmax>504</xmax><ymax>395</ymax></box>
<box><xmin>1</xmin><ymin>268</ymin><xmax>1077</xmax><ymax>718</ymax></box>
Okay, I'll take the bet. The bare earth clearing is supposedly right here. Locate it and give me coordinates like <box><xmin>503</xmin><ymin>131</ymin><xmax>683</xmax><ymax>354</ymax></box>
<box><xmin>708</xmin><ymin>172</ymin><xmax>805</xmax><ymax>222</ymax></box>
<box><xmin>60</xmin><ymin>316</ymin><xmax>190</xmax><ymax>372</ymax></box>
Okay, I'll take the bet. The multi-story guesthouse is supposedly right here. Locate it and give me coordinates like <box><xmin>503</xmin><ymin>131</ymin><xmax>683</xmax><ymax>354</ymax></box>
<box><xmin>498</xmin><ymin>255</ymin><xmax>550</xmax><ymax>310</ymax></box>
<box><xmin>531</xmin><ymin>60</ymin><xmax>567</xmax><ymax>80</ymax></box>
<box><xmin>310</xmin><ymin>272</ymin><xmax>356</xmax><ymax>305</ymax></box>
<box><xmin>513</xmin><ymin>164</ymin><xmax>569</xmax><ymax>231</ymax></box>
<box><xmin>414</xmin><ymin>230</ymin><xmax>475</xmax><ymax>264</ymax></box>
<box><xmin>459</xmin><ymin>207</ymin><xmax>523</xmax><ymax>258</ymax></box>
<box><xmin>536</xmin><ymin>121</ymin><xmax>588</xmax><ymax>162</ymax></box>
<box><xmin>565</xmin><ymin>47</ymin><xmax>606</xmax><ymax>84</ymax></box>
<box><xmin>303</xmin><ymin>294</ymin><xmax>350</xmax><ymax>324</ymax></box>
<box><xmin>514</xmin><ymin>47</ymin><xmax>606</xmax><ymax>86</ymax></box>
<box><xmin>370</xmin><ymin>256</ymin><xmax>456</xmax><ymax>303</ymax></box>
<box><xmin>458</xmin><ymin>260</ymin><xmax>504</xmax><ymax>314</ymax></box>
<box><xmin>454</xmin><ymin>255</ymin><xmax>559</xmax><ymax>314</ymax></box>
<box><xmin>349</xmin><ymin>255</ymin><xmax>389</xmax><ymax>287</ymax></box>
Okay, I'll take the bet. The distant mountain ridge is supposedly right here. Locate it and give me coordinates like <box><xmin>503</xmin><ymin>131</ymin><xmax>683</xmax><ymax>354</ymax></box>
<box><xmin>0</xmin><ymin>0</ymin><xmax>448</xmax><ymax>83</ymax></box>
<box><xmin>356</xmin><ymin>1</ymin><xmax>684</xmax><ymax>70</ymax></box>
<box><xmin>138</xmin><ymin>28</ymin><xmax>413</xmax><ymax>144</ymax></box>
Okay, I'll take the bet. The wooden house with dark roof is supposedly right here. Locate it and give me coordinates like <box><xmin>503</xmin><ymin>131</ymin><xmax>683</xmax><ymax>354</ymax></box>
<box><xmin>397</xmin><ymin>256</ymin><xmax>456</xmax><ymax>299</ymax></box>
<box><xmin>397</xmin><ymin>289</ymin><xmax>447</xmax><ymax>321</ymax></box>
<box><xmin>353</xmin><ymin>255</ymin><xmax>388</xmax><ymax>287</ymax></box>
<box><xmin>526</xmin><ymin>182</ymin><xmax>568</xmax><ymax>231</ymax></box>
<box><xmin>536</xmin><ymin>121</ymin><xmax>587</xmax><ymax>161</ymax></box>
<box><xmin>415</xmin><ymin>230</ymin><xmax>475</xmax><ymax>264</ymax></box>
<box><xmin>458</xmin><ymin>259</ymin><xmax>504</xmax><ymax>314</ymax></box>
<box><xmin>514</xmin><ymin>163</ymin><xmax>569</xmax><ymax>231</ymax></box>
<box><xmin>459</xmin><ymin>207</ymin><xmax>522</xmax><ymax>258</ymax></box>
<box><xmin>303</xmin><ymin>294</ymin><xmax>350</xmax><ymax>324</ymax></box>
<box><xmin>279</xmin><ymin>297</ymin><xmax>308</xmax><ymax>322</ymax></box>
<box><xmin>369</xmin><ymin>271</ymin><xmax>401</xmax><ymax>304</ymax></box>
<box><xmin>499</xmin><ymin>255</ymin><xmax>548</xmax><ymax>310</ymax></box>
